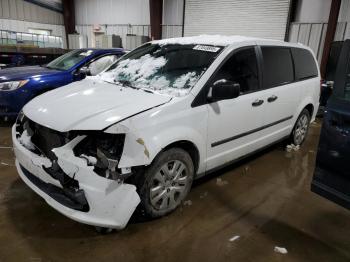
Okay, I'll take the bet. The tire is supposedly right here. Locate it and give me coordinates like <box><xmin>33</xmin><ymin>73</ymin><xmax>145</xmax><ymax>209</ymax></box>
<box><xmin>95</xmin><ymin>226</ymin><xmax>113</xmax><ymax>234</ymax></box>
<box><xmin>136</xmin><ymin>148</ymin><xmax>194</xmax><ymax>218</ymax></box>
<box><xmin>290</xmin><ymin>109</ymin><xmax>311</xmax><ymax>146</ymax></box>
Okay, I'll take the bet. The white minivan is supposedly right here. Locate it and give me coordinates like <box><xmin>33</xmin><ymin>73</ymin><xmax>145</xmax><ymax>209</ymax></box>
<box><xmin>13</xmin><ymin>35</ymin><xmax>320</xmax><ymax>230</ymax></box>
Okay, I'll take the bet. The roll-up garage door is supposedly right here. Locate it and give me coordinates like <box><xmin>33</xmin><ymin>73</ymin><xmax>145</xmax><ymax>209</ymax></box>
<box><xmin>184</xmin><ymin>0</ymin><xmax>290</xmax><ymax>40</ymax></box>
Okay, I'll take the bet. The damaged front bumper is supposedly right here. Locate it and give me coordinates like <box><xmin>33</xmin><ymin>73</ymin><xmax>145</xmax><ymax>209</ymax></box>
<box><xmin>12</xmin><ymin>125</ymin><xmax>140</xmax><ymax>229</ymax></box>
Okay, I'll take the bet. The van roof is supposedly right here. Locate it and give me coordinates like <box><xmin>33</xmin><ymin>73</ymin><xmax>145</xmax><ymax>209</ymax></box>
<box><xmin>152</xmin><ymin>35</ymin><xmax>307</xmax><ymax>49</ymax></box>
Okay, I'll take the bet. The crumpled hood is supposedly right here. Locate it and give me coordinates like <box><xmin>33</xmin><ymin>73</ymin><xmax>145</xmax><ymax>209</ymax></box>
<box><xmin>23</xmin><ymin>79</ymin><xmax>171</xmax><ymax>132</ymax></box>
<box><xmin>0</xmin><ymin>66</ymin><xmax>62</xmax><ymax>82</ymax></box>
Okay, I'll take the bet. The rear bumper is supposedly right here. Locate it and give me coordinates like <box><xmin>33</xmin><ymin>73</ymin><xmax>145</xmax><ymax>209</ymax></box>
<box><xmin>13</xmin><ymin>125</ymin><xmax>140</xmax><ymax>229</ymax></box>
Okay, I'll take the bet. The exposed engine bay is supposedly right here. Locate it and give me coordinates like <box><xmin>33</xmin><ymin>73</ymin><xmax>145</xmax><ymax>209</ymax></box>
<box><xmin>13</xmin><ymin>113</ymin><xmax>141</xmax><ymax>229</ymax></box>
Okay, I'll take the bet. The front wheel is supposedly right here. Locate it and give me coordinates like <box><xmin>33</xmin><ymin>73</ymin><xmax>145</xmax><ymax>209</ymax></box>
<box><xmin>95</xmin><ymin>226</ymin><xmax>113</xmax><ymax>234</ymax></box>
<box><xmin>290</xmin><ymin>109</ymin><xmax>311</xmax><ymax>146</ymax></box>
<box><xmin>137</xmin><ymin>148</ymin><xmax>194</xmax><ymax>218</ymax></box>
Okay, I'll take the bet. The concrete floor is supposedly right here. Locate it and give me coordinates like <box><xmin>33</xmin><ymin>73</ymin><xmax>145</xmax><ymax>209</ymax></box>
<box><xmin>1</xmin><ymin>120</ymin><xmax>350</xmax><ymax>262</ymax></box>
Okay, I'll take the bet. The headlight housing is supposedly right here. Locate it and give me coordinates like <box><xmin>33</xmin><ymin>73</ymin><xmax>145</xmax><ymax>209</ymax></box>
<box><xmin>73</xmin><ymin>132</ymin><xmax>126</xmax><ymax>179</ymax></box>
<box><xmin>0</xmin><ymin>80</ymin><xmax>29</xmax><ymax>91</ymax></box>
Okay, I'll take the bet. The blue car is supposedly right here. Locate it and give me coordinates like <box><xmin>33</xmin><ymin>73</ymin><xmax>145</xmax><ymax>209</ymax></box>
<box><xmin>0</xmin><ymin>48</ymin><xmax>124</xmax><ymax>119</ymax></box>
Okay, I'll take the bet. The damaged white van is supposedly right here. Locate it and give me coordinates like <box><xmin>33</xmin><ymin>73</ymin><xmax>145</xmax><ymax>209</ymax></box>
<box><xmin>13</xmin><ymin>35</ymin><xmax>320</xmax><ymax>230</ymax></box>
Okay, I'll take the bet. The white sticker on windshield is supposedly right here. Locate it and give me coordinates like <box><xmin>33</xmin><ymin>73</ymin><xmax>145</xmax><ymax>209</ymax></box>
<box><xmin>193</xmin><ymin>45</ymin><xmax>220</xmax><ymax>52</ymax></box>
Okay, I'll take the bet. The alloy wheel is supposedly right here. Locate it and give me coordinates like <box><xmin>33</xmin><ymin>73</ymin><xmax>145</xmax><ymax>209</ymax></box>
<box><xmin>150</xmin><ymin>160</ymin><xmax>189</xmax><ymax>211</ymax></box>
<box><xmin>294</xmin><ymin>114</ymin><xmax>309</xmax><ymax>145</ymax></box>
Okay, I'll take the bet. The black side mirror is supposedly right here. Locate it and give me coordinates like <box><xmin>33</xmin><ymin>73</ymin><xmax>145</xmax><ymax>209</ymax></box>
<box><xmin>79</xmin><ymin>66</ymin><xmax>91</xmax><ymax>76</ymax></box>
<box><xmin>73</xmin><ymin>66</ymin><xmax>90</xmax><ymax>80</ymax></box>
<box><xmin>208</xmin><ymin>80</ymin><xmax>240</xmax><ymax>102</ymax></box>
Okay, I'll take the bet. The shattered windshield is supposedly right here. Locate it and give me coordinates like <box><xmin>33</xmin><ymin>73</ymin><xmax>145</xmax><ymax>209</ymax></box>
<box><xmin>101</xmin><ymin>43</ymin><xmax>223</xmax><ymax>96</ymax></box>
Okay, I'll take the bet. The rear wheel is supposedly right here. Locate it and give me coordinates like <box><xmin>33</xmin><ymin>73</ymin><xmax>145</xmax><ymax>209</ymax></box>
<box><xmin>290</xmin><ymin>109</ymin><xmax>311</xmax><ymax>146</ymax></box>
<box><xmin>137</xmin><ymin>148</ymin><xmax>194</xmax><ymax>218</ymax></box>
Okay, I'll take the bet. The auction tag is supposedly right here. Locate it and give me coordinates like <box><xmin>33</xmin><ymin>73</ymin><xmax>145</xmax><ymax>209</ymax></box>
<box><xmin>193</xmin><ymin>45</ymin><xmax>220</xmax><ymax>52</ymax></box>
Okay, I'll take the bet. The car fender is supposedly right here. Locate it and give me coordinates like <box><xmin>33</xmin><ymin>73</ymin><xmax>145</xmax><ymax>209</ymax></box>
<box><xmin>29</xmin><ymin>73</ymin><xmax>71</xmax><ymax>96</ymax></box>
<box><xmin>104</xmin><ymin>102</ymin><xmax>207</xmax><ymax>173</ymax></box>
<box><xmin>294</xmin><ymin>95</ymin><xmax>318</xmax><ymax>123</ymax></box>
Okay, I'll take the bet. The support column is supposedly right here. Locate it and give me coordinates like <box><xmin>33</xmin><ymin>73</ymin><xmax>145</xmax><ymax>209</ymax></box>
<box><xmin>150</xmin><ymin>0</ymin><xmax>163</xmax><ymax>40</ymax></box>
<box><xmin>284</xmin><ymin>0</ymin><xmax>298</xmax><ymax>41</ymax></box>
<box><xmin>320</xmin><ymin>0</ymin><xmax>341</xmax><ymax>78</ymax></box>
<box><xmin>62</xmin><ymin>0</ymin><xmax>76</xmax><ymax>49</ymax></box>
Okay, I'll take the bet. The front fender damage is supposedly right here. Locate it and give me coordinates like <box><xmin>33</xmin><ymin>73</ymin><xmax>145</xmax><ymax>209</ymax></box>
<box><xmin>17</xmin><ymin>128</ymin><xmax>141</xmax><ymax>229</ymax></box>
<box><xmin>50</xmin><ymin>136</ymin><xmax>141</xmax><ymax>229</ymax></box>
<box><xmin>106</xmin><ymin>120</ymin><xmax>155</xmax><ymax>169</ymax></box>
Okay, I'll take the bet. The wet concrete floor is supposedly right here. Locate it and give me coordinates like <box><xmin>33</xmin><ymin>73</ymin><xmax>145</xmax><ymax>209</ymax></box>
<box><xmin>1</xmin><ymin>119</ymin><xmax>350</xmax><ymax>261</ymax></box>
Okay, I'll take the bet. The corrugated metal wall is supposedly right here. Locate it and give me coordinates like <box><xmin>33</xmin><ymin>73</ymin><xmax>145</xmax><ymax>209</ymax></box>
<box><xmin>0</xmin><ymin>0</ymin><xmax>65</xmax><ymax>47</ymax></box>
<box><xmin>338</xmin><ymin>0</ymin><xmax>350</xmax><ymax>22</ymax></box>
<box><xmin>289</xmin><ymin>0</ymin><xmax>350</xmax><ymax>65</ymax></box>
<box><xmin>294</xmin><ymin>0</ymin><xmax>331</xmax><ymax>23</ymax></box>
<box><xmin>0</xmin><ymin>18</ymin><xmax>65</xmax><ymax>39</ymax></box>
<box><xmin>183</xmin><ymin>0</ymin><xmax>290</xmax><ymax>40</ymax></box>
<box><xmin>162</xmin><ymin>0</ymin><xmax>183</xmax><ymax>38</ymax></box>
<box><xmin>75</xmin><ymin>0</ymin><xmax>149</xmax><ymax>25</ymax></box>
<box><xmin>0</xmin><ymin>0</ymin><xmax>63</xmax><ymax>24</ymax></box>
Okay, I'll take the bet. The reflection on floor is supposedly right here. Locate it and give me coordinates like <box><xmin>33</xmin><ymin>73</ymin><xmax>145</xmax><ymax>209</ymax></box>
<box><xmin>1</xmin><ymin>119</ymin><xmax>350</xmax><ymax>261</ymax></box>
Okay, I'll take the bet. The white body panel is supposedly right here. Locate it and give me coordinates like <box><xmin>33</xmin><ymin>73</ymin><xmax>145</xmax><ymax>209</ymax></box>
<box><xmin>206</xmin><ymin>90</ymin><xmax>265</xmax><ymax>170</ymax></box>
<box><xmin>13</xmin><ymin>36</ymin><xmax>320</xmax><ymax>229</ymax></box>
<box><xmin>23</xmin><ymin>78</ymin><xmax>171</xmax><ymax>132</ymax></box>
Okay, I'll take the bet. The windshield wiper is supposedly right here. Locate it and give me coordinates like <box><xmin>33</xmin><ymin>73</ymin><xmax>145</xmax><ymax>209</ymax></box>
<box><xmin>115</xmin><ymin>80</ymin><xmax>155</xmax><ymax>94</ymax></box>
<box><xmin>114</xmin><ymin>79</ymin><xmax>138</xmax><ymax>90</ymax></box>
<box><xmin>142</xmin><ymin>89</ymin><xmax>154</xmax><ymax>94</ymax></box>
<box><xmin>104</xmin><ymin>79</ymin><xmax>154</xmax><ymax>94</ymax></box>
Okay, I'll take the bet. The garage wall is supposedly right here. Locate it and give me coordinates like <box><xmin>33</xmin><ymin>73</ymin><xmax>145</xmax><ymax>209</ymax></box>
<box><xmin>183</xmin><ymin>0</ymin><xmax>290</xmax><ymax>40</ymax></box>
<box><xmin>75</xmin><ymin>0</ymin><xmax>149</xmax><ymax>25</ymax></box>
<box><xmin>162</xmin><ymin>0</ymin><xmax>183</xmax><ymax>38</ymax></box>
<box><xmin>0</xmin><ymin>0</ymin><xmax>65</xmax><ymax>47</ymax></box>
<box><xmin>338</xmin><ymin>0</ymin><xmax>350</xmax><ymax>22</ymax></box>
<box><xmin>294</xmin><ymin>0</ymin><xmax>331</xmax><ymax>23</ymax></box>
<box><xmin>0</xmin><ymin>0</ymin><xmax>63</xmax><ymax>24</ymax></box>
<box><xmin>74</xmin><ymin>0</ymin><xmax>150</xmax><ymax>48</ymax></box>
<box><xmin>289</xmin><ymin>0</ymin><xmax>350</xmax><ymax>64</ymax></box>
<box><xmin>0</xmin><ymin>18</ymin><xmax>65</xmax><ymax>37</ymax></box>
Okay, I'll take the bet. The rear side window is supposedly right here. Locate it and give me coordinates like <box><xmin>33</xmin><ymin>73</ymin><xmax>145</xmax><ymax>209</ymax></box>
<box><xmin>261</xmin><ymin>47</ymin><xmax>294</xmax><ymax>88</ymax></box>
<box><xmin>291</xmin><ymin>48</ymin><xmax>318</xmax><ymax>80</ymax></box>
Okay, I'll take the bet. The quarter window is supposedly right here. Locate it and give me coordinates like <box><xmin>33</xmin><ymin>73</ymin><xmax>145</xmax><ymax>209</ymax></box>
<box><xmin>291</xmin><ymin>48</ymin><xmax>318</xmax><ymax>80</ymax></box>
<box><xmin>261</xmin><ymin>47</ymin><xmax>294</xmax><ymax>88</ymax></box>
<box><xmin>211</xmin><ymin>47</ymin><xmax>259</xmax><ymax>94</ymax></box>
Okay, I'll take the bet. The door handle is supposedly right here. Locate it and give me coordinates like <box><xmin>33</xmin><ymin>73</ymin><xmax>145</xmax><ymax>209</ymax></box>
<box><xmin>267</xmin><ymin>95</ymin><xmax>278</xmax><ymax>102</ymax></box>
<box><xmin>252</xmin><ymin>99</ymin><xmax>264</xmax><ymax>107</ymax></box>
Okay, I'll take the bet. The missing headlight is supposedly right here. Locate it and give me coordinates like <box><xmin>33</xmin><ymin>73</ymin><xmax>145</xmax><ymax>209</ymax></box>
<box><xmin>73</xmin><ymin>132</ymin><xmax>127</xmax><ymax>180</ymax></box>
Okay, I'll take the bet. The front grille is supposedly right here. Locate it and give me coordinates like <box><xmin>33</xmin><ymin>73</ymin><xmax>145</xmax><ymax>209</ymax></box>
<box><xmin>16</xmin><ymin>115</ymin><xmax>72</xmax><ymax>160</ymax></box>
<box><xmin>0</xmin><ymin>105</ymin><xmax>9</xmax><ymax>113</ymax></box>
<box><xmin>30</xmin><ymin>121</ymin><xmax>68</xmax><ymax>159</ymax></box>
